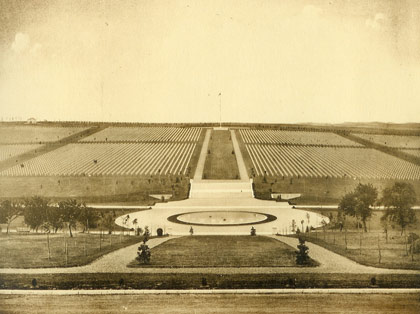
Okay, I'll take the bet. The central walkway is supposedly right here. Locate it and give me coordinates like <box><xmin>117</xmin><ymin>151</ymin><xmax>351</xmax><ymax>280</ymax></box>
<box><xmin>190</xmin><ymin>128</ymin><xmax>253</xmax><ymax>199</ymax></box>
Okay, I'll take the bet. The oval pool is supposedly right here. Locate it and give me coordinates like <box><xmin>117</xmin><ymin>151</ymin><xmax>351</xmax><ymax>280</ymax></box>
<box><xmin>168</xmin><ymin>211</ymin><xmax>277</xmax><ymax>226</ymax></box>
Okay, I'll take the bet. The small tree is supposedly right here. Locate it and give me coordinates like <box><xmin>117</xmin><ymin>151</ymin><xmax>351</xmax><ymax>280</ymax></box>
<box><xmin>136</xmin><ymin>234</ymin><xmax>151</xmax><ymax>264</ymax></box>
<box><xmin>296</xmin><ymin>237</ymin><xmax>310</xmax><ymax>265</ymax></box>
<box><xmin>132</xmin><ymin>218</ymin><xmax>139</xmax><ymax>235</ymax></box>
<box><xmin>306</xmin><ymin>212</ymin><xmax>310</xmax><ymax>231</ymax></box>
<box><xmin>381</xmin><ymin>182</ymin><xmax>417</xmax><ymax>235</ymax></box>
<box><xmin>189</xmin><ymin>226</ymin><xmax>194</xmax><ymax>236</ymax></box>
<box><xmin>0</xmin><ymin>200</ymin><xmax>23</xmax><ymax>234</ymax></box>
<box><xmin>380</xmin><ymin>215</ymin><xmax>390</xmax><ymax>244</ymax></box>
<box><xmin>143</xmin><ymin>226</ymin><xmax>150</xmax><ymax>240</ymax></box>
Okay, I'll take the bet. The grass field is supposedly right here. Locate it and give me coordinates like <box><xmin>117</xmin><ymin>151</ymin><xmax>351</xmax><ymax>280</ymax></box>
<box><xmin>288</xmin><ymin>209</ymin><xmax>420</xmax><ymax>270</ymax></box>
<box><xmin>203</xmin><ymin>130</ymin><xmax>239</xmax><ymax>179</ymax></box>
<box><xmin>293</xmin><ymin>230</ymin><xmax>420</xmax><ymax>270</ymax></box>
<box><xmin>0</xmin><ymin>174</ymin><xmax>190</xmax><ymax>203</ymax></box>
<box><xmin>0</xmin><ymin>233</ymin><xmax>143</xmax><ymax>268</ymax></box>
<box><xmin>1</xmin><ymin>293</ymin><xmax>420</xmax><ymax>314</ymax></box>
<box><xmin>128</xmin><ymin>235</ymin><xmax>316</xmax><ymax>267</ymax></box>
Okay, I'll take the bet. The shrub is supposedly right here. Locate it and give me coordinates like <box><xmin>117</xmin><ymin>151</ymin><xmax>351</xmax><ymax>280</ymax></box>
<box><xmin>296</xmin><ymin>237</ymin><xmax>310</xmax><ymax>265</ymax></box>
<box><xmin>250</xmin><ymin>226</ymin><xmax>256</xmax><ymax>236</ymax></box>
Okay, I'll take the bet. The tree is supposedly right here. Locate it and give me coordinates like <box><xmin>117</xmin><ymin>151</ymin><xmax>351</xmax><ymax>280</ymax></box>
<box><xmin>78</xmin><ymin>204</ymin><xmax>99</xmax><ymax>233</ymax></box>
<box><xmin>0</xmin><ymin>200</ymin><xmax>23</xmax><ymax>234</ymax></box>
<box><xmin>380</xmin><ymin>215</ymin><xmax>390</xmax><ymax>243</ymax></box>
<box><xmin>59</xmin><ymin>199</ymin><xmax>82</xmax><ymax>237</ymax></box>
<box><xmin>45</xmin><ymin>205</ymin><xmax>63</xmax><ymax>233</ymax></box>
<box><xmin>100</xmin><ymin>211</ymin><xmax>116</xmax><ymax>235</ymax></box>
<box><xmin>143</xmin><ymin>226</ymin><xmax>150</xmax><ymax>240</ymax></box>
<box><xmin>296</xmin><ymin>237</ymin><xmax>310</xmax><ymax>265</ymax></box>
<box><xmin>291</xmin><ymin>219</ymin><xmax>296</xmax><ymax>233</ymax></box>
<box><xmin>189</xmin><ymin>226</ymin><xmax>194</xmax><ymax>235</ymax></box>
<box><xmin>132</xmin><ymin>218</ymin><xmax>139</xmax><ymax>235</ymax></box>
<box><xmin>23</xmin><ymin>196</ymin><xmax>50</xmax><ymax>232</ymax></box>
<box><xmin>306</xmin><ymin>212</ymin><xmax>310</xmax><ymax>231</ymax></box>
<box><xmin>338</xmin><ymin>184</ymin><xmax>378</xmax><ymax>232</ymax></box>
<box><xmin>381</xmin><ymin>182</ymin><xmax>417</xmax><ymax>235</ymax></box>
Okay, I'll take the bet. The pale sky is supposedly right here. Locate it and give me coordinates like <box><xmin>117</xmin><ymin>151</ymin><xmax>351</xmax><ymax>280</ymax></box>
<box><xmin>0</xmin><ymin>0</ymin><xmax>419</xmax><ymax>123</ymax></box>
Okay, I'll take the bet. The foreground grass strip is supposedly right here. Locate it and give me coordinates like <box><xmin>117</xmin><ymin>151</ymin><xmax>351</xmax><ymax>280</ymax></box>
<box><xmin>1</xmin><ymin>273</ymin><xmax>420</xmax><ymax>290</ymax></box>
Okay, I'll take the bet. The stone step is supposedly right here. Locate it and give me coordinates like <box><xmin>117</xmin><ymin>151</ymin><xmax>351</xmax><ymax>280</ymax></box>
<box><xmin>189</xmin><ymin>180</ymin><xmax>254</xmax><ymax>199</ymax></box>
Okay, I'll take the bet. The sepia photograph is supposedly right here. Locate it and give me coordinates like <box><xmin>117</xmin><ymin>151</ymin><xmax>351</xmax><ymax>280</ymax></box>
<box><xmin>0</xmin><ymin>0</ymin><xmax>419</xmax><ymax>313</ymax></box>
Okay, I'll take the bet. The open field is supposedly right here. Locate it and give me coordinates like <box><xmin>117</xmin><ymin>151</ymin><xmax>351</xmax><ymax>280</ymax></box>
<box><xmin>0</xmin><ymin>143</ymin><xmax>197</xmax><ymax>176</ymax></box>
<box><xmin>0</xmin><ymin>125</ymin><xmax>203</xmax><ymax>200</ymax></box>
<box><xmin>239</xmin><ymin>129</ymin><xmax>362</xmax><ymax>146</ymax></box>
<box><xmin>244</xmin><ymin>145</ymin><xmax>420</xmax><ymax>179</ymax></box>
<box><xmin>203</xmin><ymin>130</ymin><xmax>239</xmax><ymax>179</ymax></box>
<box><xmin>0</xmin><ymin>233</ymin><xmax>143</xmax><ymax>268</ymax></box>
<box><xmin>80</xmin><ymin>126</ymin><xmax>202</xmax><ymax>142</ymax></box>
<box><xmin>0</xmin><ymin>144</ymin><xmax>44</xmax><ymax>162</ymax></box>
<box><xmin>129</xmin><ymin>236</ymin><xmax>313</xmax><ymax>267</ymax></box>
<box><xmin>291</xmin><ymin>231</ymin><xmax>420</xmax><ymax>270</ymax></box>
<box><xmin>0</xmin><ymin>175</ymin><xmax>189</xmax><ymax>202</ymax></box>
<box><xmin>290</xmin><ymin>209</ymin><xmax>420</xmax><ymax>270</ymax></box>
<box><xmin>0</xmin><ymin>126</ymin><xmax>89</xmax><ymax>144</ymax></box>
<box><xmin>1</xmin><ymin>293</ymin><xmax>420</xmax><ymax>314</ymax></box>
<box><xmin>352</xmin><ymin>133</ymin><xmax>420</xmax><ymax>149</ymax></box>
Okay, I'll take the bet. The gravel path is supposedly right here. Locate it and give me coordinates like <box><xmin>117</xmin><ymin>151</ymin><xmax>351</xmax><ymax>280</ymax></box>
<box><xmin>0</xmin><ymin>236</ymin><xmax>419</xmax><ymax>275</ymax></box>
<box><xmin>230</xmin><ymin>129</ymin><xmax>249</xmax><ymax>181</ymax></box>
<box><xmin>193</xmin><ymin>129</ymin><xmax>211</xmax><ymax>180</ymax></box>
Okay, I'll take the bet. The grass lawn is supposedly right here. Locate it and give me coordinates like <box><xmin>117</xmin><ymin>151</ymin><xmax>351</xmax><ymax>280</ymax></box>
<box><xmin>0</xmin><ymin>233</ymin><xmax>143</xmax><ymax>268</ymax></box>
<box><xmin>294</xmin><ymin>230</ymin><xmax>420</xmax><ymax>270</ymax></box>
<box><xmin>129</xmin><ymin>235</ymin><xmax>317</xmax><ymax>267</ymax></box>
<box><xmin>203</xmin><ymin>130</ymin><xmax>239</xmax><ymax>179</ymax></box>
<box><xmin>2</xmin><ymin>293</ymin><xmax>420</xmax><ymax>314</ymax></box>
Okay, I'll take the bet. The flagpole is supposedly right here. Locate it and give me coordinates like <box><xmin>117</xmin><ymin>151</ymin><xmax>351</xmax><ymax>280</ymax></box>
<box><xmin>219</xmin><ymin>93</ymin><xmax>222</xmax><ymax>128</ymax></box>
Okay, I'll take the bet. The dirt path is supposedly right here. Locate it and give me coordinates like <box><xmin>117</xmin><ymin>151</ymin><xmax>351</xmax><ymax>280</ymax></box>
<box><xmin>230</xmin><ymin>129</ymin><xmax>249</xmax><ymax>181</ymax></box>
<box><xmin>193</xmin><ymin>129</ymin><xmax>211</xmax><ymax>181</ymax></box>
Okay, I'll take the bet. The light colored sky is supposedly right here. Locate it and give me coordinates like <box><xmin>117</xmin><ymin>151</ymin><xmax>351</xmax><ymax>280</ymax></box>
<box><xmin>0</xmin><ymin>0</ymin><xmax>419</xmax><ymax>123</ymax></box>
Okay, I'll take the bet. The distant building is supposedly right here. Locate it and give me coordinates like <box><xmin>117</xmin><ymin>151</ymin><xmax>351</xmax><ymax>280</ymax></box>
<box><xmin>26</xmin><ymin>118</ymin><xmax>37</xmax><ymax>124</ymax></box>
